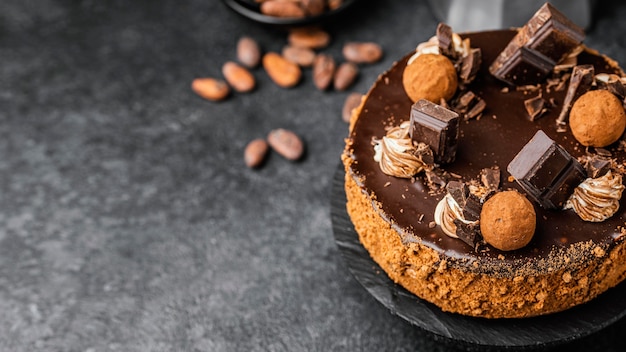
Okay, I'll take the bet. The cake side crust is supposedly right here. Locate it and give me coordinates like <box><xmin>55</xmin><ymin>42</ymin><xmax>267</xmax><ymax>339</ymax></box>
<box><xmin>342</xmin><ymin>164</ymin><xmax>626</xmax><ymax>318</ymax></box>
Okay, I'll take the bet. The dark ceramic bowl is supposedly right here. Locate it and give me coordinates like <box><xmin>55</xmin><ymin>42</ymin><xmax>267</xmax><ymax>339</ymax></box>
<box><xmin>223</xmin><ymin>0</ymin><xmax>359</xmax><ymax>27</ymax></box>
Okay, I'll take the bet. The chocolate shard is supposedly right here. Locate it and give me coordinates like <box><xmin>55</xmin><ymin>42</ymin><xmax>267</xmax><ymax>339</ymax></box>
<box><xmin>595</xmin><ymin>73</ymin><xmax>626</xmax><ymax>100</ymax></box>
<box><xmin>462</xmin><ymin>193</ymin><xmax>482</xmax><ymax>221</ymax></box>
<box><xmin>446</xmin><ymin>180</ymin><xmax>469</xmax><ymax>206</ymax></box>
<box><xmin>489</xmin><ymin>3</ymin><xmax>585</xmax><ymax>86</ymax></box>
<box><xmin>556</xmin><ymin>64</ymin><xmax>594</xmax><ymax>127</ymax></box>
<box><xmin>459</xmin><ymin>48</ymin><xmax>482</xmax><ymax>85</ymax></box>
<box><xmin>453</xmin><ymin>219</ymin><xmax>482</xmax><ymax>248</ymax></box>
<box><xmin>524</xmin><ymin>95</ymin><xmax>549</xmax><ymax>121</ymax></box>
<box><xmin>480</xmin><ymin>167</ymin><xmax>501</xmax><ymax>191</ymax></box>
<box><xmin>455</xmin><ymin>91</ymin><xmax>477</xmax><ymax>113</ymax></box>
<box><xmin>585</xmin><ymin>155</ymin><xmax>612</xmax><ymax>178</ymax></box>
<box><xmin>465</xmin><ymin>98</ymin><xmax>486</xmax><ymax>120</ymax></box>
<box><xmin>507</xmin><ymin>130</ymin><xmax>587</xmax><ymax>209</ymax></box>
<box><xmin>436</xmin><ymin>22</ymin><xmax>456</xmax><ymax>59</ymax></box>
<box><xmin>409</xmin><ymin>99</ymin><xmax>460</xmax><ymax>164</ymax></box>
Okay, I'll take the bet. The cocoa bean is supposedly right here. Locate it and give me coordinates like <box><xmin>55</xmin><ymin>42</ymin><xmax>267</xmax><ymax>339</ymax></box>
<box><xmin>328</xmin><ymin>0</ymin><xmax>344</xmax><ymax>10</ymax></box>
<box><xmin>244</xmin><ymin>138</ymin><xmax>269</xmax><ymax>168</ymax></box>
<box><xmin>222</xmin><ymin>61</ymin><xmax>256</xmax><ymax>93</ymax></box>
<box><xmin>313</xmin><ymin>54</ymin><xmax>335</xmax><ymax>91</ymax></box>
<box><xmin>263</xmin><ymin>52</ymin><xmax>302</xmax><ymax>88</ymax></box>
<box><xmin>267</xmin><ymin>128</ymin><xmax>304</xmax><ymax>161</ymax></box>
<box><xmin>282</xmin><ymin>45</ymin><xmax>316</xmax><ymax>67</ymax></box>
<box><xmin>301</xmin><ymin>0</ymin><xmax>325</xmax><ymax>16</ymax></box>
<box><xmin>288</xmin><ymin>28</ymin><xmax>331</xmax><ymax>49</ymax></box>
<box><xmin>237</xmin><ymin>36</ymin><xmax>261</xmax><ymax>68</ymax></box>
<box><xmin>191</xmin><ymin>78</ymin><xmax>230</xmax><ymax>101</ymax></box>
<box><xmin>333</xmin><ymin>62</ymin><xmax>358</xmax><ymax>91</ymax></box>
<box><xmin>260</xmin><ymin>1</ymin><xmax>306</xmax><ymax>18</ymax></box>
<box><xmin>342</xmin><ymin>92</ymin><xmax>363</xmax><ymax>123</ymax></box>
<box><xmin>343</xmin><ymin>42</ymin><xmax>383</xmax><ymax>64</ymax></box>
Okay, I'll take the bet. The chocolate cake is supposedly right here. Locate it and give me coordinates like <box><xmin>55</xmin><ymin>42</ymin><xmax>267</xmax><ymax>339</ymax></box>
<box><xmin>341</xmin><ymin>4</ymin><xmax>626</xmax><ymax>318</ymax></box>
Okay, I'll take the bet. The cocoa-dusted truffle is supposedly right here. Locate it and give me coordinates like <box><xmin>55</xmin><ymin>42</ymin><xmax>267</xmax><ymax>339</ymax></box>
<box><xmin>480</xmin><ymin>190</ymin><xmax>536</xmax><ymax>251</ymax></box>
<box><xmin>569</xmin><ymin>89</ymin><xmax>626</xmax><ymax>147</ymax></box>
<box><xmin>402</xmin><ymin>53</ymin><xmax>457</xmax><ymax>103</ymax></box>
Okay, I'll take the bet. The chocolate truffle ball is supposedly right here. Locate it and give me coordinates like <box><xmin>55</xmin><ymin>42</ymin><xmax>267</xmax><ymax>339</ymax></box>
<box><xmin>569</xmin><ymin>89</ymin><xmax>626</xmax><ymax>147</ymax></box>
<box><xmin>402</xmin><ymin>53</ymin><xmax>458</xmax><ymax>103</ymax></box>
<box><xmin>480</xmin><ymin>190</ymin><xmax>536</xmax><ymax>251</ymax></box>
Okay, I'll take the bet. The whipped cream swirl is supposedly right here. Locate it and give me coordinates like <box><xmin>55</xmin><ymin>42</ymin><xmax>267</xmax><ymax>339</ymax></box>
<box><xmin>565</xmin><ymin>171</ymin><xmax>624</xmax><ymax>222</ymax></box>
<box><xmin>434</xmin><ymin>194</ymin><xmax>479</xmax><ymax>238</ymax></box>
<box><xmin>407</xmin><ymin>33</ymin><xmax>469</xmax><ymax>65</ymax></box>
<box><xmin>373</xmin><ymin>121</ymin><xmax>430</xmax><ymax>178</ymax></box>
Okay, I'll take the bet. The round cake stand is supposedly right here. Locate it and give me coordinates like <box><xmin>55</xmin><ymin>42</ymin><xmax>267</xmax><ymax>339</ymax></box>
<box><xmin>331</xmin><ymin>164</ymin><xmax>626</xmax><ymax>349</ymax></box>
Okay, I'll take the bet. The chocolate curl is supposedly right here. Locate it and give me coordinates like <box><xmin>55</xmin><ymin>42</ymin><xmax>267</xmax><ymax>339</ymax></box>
<box><xmin>436</xmin><ymin>23</ymin><xmax>456</xmax><ymax>59</ymax></box>
<box><xmin>556</xmin><ymin>64</ymin><xmax>594</xmax><ymax>129</ymax></box>
<box><xmin>524</xmin><ymin>95</ymin><xmax>549</xmax><ymax>121</ymax></box>
<box><xmin>459</xmin><ymin>48</ymin><xmax>482</xmax><ymax>85</ymax></box>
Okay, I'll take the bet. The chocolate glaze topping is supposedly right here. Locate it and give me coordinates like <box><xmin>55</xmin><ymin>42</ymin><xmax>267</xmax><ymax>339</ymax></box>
<box><xmin>347</xmin><ymin>30</ymin><xmax>626</xmax><ymax>273</ymax></box>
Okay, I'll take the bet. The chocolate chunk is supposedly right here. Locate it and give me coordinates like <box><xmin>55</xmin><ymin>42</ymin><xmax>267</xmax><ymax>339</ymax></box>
<box><xmin>507</xmin><ymin>130</ymin><xmax>587</xmax><ymax>209</ymax></box>
<box><xmin>409</xmin><ymin>99</ymin><xmax>460</xmax><ymax>164</ymax></box>
<box><xmin>459</xmin><ymin>48</ymin><xmax>482</xmax><ymax>85</ymax></box>
<box><xmin>585</xmin><ymin>155</ymin><xmax>612</xmax><ymax>178</ymax></box>
<box><xmin>595</xmin><ymin>73</ymin><xmax>626</xmax><ymax>100</ymax></box>
<box><xmin>489</xmin><ymin>3</ymin><xmax>585</xmax><ymax>85</ymax></box>
<box><xmin>492</xmin><ymin>47</ymin><xmax>555</xmax><ymax>86</ymax></box>
<box><xmin>480</xmin><ymin>167</ymin><xmax>501</xmax><ymax>191</ymax></box>
<box><xmin>556</xmin><ymin>64</ymin><xmax>594</xmax><ymax>127</ymax></box>
<box><xmin>436</xmin><ymin>23</ymin><xmax>456</xmax><ymax>59</ymax></box>
<box><xmin>524</xmin><ymin>95</ymin><xmax>548</xmax><ymax>121</ymax></box>
<box><xmin>453</xmin><ymin>219</ymin><xmax>482</xmax><ymax>248</ymax></box>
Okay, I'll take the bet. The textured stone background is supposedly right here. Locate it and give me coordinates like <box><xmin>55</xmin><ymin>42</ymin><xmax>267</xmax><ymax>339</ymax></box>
<box><xmin>1</xmin><ymin>0</ymin><xmax>626</xmax><ymax>351</ymax></box>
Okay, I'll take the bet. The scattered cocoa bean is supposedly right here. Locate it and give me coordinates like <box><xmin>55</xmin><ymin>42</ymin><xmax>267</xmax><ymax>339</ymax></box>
<box><xmin>191</xmin><ymin>78</ymin><xmax>230</xmax><ymax>101</ymax></box>
<box><xmin>263</xmin><ymin>52</ymin><xmax>302</xmax><ymax>88</ymax></box>
<box><xmin>244</xmin><ymin>138</ymin><xmax>269</xmax><ymax>168</ymax></box>
<box><xmin>301</xmin><ymin>0</ymin><xmax>325</xmax><ymax>16</ymax></box>
<box><xmin>256</xmin><ymin>0</ymin><xmax>343</xmax><ymax>17</ymax></box>
<box><xmin>328</xmin><ymin>0</ymin><xmax>344</xmax><ymax>10</ymax></box>
<box><xmin>222</xmin><ymin>61</ymin><xmax>256</xmax><ymax>93</ymax></box>
<box><xmin>282</xmin><ymin>45</ymin><xmax>316</xmax><ymax>67</ymax></box>
<box><xmin>237</xmin><ymin>36</ymin><xmax>261</xmax><ymax>68</ymax></box>
<box><xmin>288</xmin><ymin>28</ymin><xmax>331</xmax><ymax>49</ymax></box>
<box><xmin>267</xmin><ymin>128</ymin><xmax>304</xmax><ymax>161</ymax></box>
<box><xmin>313</xmin><ymin>54</ymin><xmax>335</xmax><ymax>91</ymax></box>
<box><xmin>342</xmin><ymin>92</ymin><xmax>363</xmax><ymax>123</ymax></box>
<box><xmin>260</xmin><ymin>1</ymin><xmax>306</xmax><ymax>18</ymax></box>
<box><xmin>333</xmin><ymin>62</ymin><xmax>358</xmax><ymax>91</ymax></box>
<box><xmin>343</xmin><ymin>42</ymin><xmax>383</xmax><ymax>64</ymax></box>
